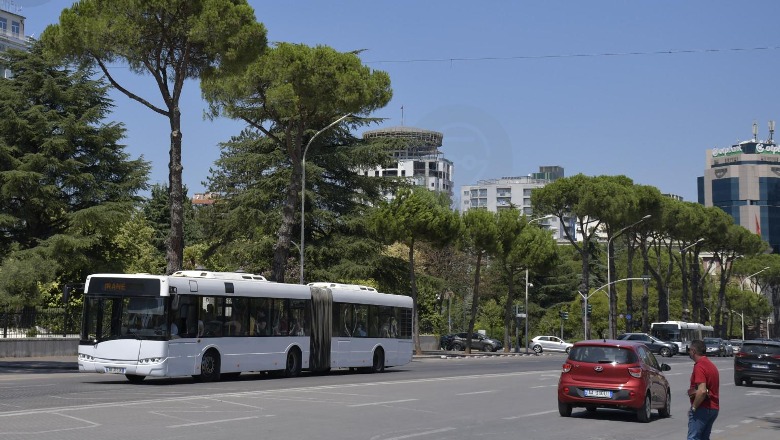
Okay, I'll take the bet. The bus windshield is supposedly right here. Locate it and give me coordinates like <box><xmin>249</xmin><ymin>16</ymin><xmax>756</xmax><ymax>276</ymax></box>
<box><xmin>82</xmin><ymin>296</ymin><xmax>171</xmax><ymax>343</ymax></box>
<box><xmin>651</xmin><ymin>324</ymin><xmax>680</xmax><ymax>342</ymax></box>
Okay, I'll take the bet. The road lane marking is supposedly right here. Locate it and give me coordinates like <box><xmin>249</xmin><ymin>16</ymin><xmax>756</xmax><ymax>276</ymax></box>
<box><xmin>456</xmin><ymin>391</ymin><xmax>495</xmax><ymax>395</ymax></box>
<box><xmin>373</xmin><ymin>427</ymin><xmax>456</xmax><ymax>440</ymax></box>
<box><xmin>349</xmin><ymin>399</ymin><xmax>418</xmax><ymax>407</ymax></box>
<box><xmin>503</xmin><ymin>409</ymin><xmax>558</xmax><ymax>419</ymax></box>
<box><xmin>168</xmin><ymin>415</ymin><xmax>259</xmax><ymax>428</ymax></box>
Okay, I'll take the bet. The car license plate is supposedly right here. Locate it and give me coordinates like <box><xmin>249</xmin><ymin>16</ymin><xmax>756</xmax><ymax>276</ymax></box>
<box><xmin>104</xmin><ymin>367</ymin><xmax>126</xmax><ymax>374</ymax></box>
<box><xmin>584</xmin><ymin>389</ymin><xmax>612</xmax><ymax>398</ymax></box>
<box><xmin>753</xmin><ymin>364</ymin><xmax>769</xmax><ymax>369</ymax></box>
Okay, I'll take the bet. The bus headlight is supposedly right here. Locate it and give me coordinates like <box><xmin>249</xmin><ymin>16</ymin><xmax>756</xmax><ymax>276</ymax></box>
<box><xmin>139</xmin><ymin>357</ymin><xmax>165</xmax><ymax>365</ymax></box>
<box><xmin>78</xmin><ymin>354</ymin><xmax>95</xmax><ymax>361</ymax></box>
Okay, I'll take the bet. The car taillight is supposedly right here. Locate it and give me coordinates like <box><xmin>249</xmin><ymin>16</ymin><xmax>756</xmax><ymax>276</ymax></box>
<box><xmin>628</xmin><ymin>367</ymin><xmax>642</xmax><ymax>378</ymax></box>
<box><xmin>735</xmin><ymin>352</ymin><xmax>748</xmax><ymax>358</ymax></box>
<box><xmin>562</xmin><ymin>363</ymin><xmax>572</xmax><ymax>373</ymax></box>
<box><xmin>772</xmin><ymin>355</ymin><xmax>780</xmax><ymax>360</ymax></box>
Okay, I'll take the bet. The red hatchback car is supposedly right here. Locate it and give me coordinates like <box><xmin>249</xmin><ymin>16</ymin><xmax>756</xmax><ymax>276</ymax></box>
<box><xmin>558</xmin><ymin>340</ymin><xmax>672</xmax><ymax>422</ymax></box>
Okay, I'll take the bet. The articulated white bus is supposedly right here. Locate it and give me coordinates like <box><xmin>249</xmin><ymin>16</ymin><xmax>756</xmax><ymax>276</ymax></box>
<box><xmin>78</xmin><ymin>271</ymin><xmax>413</xmax><ymax>383</ymax></box>
<box><xmin>650</xmin><ymin>321</ymin><xmax>714</xmax><ymax>353</ymax></box>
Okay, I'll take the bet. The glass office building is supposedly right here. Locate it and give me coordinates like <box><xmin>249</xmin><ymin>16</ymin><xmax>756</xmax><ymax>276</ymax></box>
<box><xmin>698</xmin><ymin>134</ymin><xmax>780</xmax><ymax>253</ymax></box>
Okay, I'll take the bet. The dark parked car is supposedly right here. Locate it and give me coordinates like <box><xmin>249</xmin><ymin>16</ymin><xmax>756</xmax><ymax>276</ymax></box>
<box><xmin>616</xmin><ymin>333</ymin><xmax>677</xmax><ymax>357</ymax></box>
<box><xmin>558</xmin><ymin>340</ymin><xmax>671</xmax><ymax>423</ymax></box>
<box><xmin>703</xmin><ymin>337</ymin><xmax>727</xmax><ymax>357</ymax></box>
<box><xmin>440</xmin><ymin>332</ymin><xmax>503</xmax><ymax>352</ymax></box>
<box><xmin>734</xmin><ymin>339</ymin><xmax>780</xmax><ymax>386</ymax></box>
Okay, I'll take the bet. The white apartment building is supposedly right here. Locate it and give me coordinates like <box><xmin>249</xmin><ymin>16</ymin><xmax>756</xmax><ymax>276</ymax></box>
<box><xmin>361</xmin><ymin>126</ymin><xmax>454</xmax><ymax>199</ymax></box>
<box><xmin>1</xmin><ymin>2</ymin><xmax>31</xmax><ymax>78</ymax></box>
<box><xmin>460</xmin><ymin>167</ymin><xmax>575</xmax><ymax>242</ymax></box>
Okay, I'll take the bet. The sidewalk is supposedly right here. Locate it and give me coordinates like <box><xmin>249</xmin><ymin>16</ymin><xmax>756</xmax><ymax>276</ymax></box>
<box><xmin>0</xmin><ymin>350</ymin><xmax>547</xmax><ymax>373</ymax></box>
<box><xmin>0</xmin><ymin>355</ymin><xmax>79</xmax><ymax>372</ymax></box>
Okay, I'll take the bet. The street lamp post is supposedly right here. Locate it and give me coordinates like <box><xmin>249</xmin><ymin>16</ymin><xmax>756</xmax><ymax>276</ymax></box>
<box><xmin>300</xmin><ymin>114</ymin><xmax>352</xmax><ymax>284</ymax></box>
<box><xmin>730</xmin><ymin>309</ymin><xmax>745</xmax><ymax>340</ymax></box>
<box><xmin>607</xmin><ymin>215</ymin><xmax>651</xmax><ymax>338</ymax></box>
<box><xmin>523</xmin><ymin>215</ymin><xmax>551</xmax><ymax>353</ymax></box>
<box><xmin>735</xmin><ymin>266</ymin><xmax>770</xmax><ymax>339</ymax></box>
<box><xmin>580</xmin><ymin>277</ymin><xmax>649</xmax><ymax>340</ymax></box>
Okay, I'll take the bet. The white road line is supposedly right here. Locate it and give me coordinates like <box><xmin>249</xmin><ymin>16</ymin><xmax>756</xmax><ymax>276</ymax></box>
<box><xmin>349</xmin><ymin>399</ymin><xmax>418</xmax><ymax>407</ymax></box>
<box><xmin>456</xmin><ymin>391</ymin><xmax>495</xmax><ymax>396</ymax></box>
<box><xmin>168</xmin><ymin>415</ymin><xmax>259</xmax><ymax>428</ymax></box>
<box><xmin>378</xmin><ymin>427</ymin><xmax>456</xmax><ymax>440</ymax></box>
<box><xmin>503</xmin><ymin>409</ymin><xmax>558</xmax><ymax>420</ymax></box>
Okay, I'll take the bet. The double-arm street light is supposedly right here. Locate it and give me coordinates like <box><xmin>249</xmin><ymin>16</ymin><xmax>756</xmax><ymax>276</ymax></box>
<box><xmin>300</xmin><ymin>114</ymin><xmax>352</xmax><ymax>284</ymax></box>
<box><xmin>580</xmin><ymin>277</ymin><xmax>650</xmax><ymax>340</ymax></box>
<box><xmin>732</xmin><ymin>266</ymin><xmax>770</xmax><ymax>339</ymax></box>
<box><xmin>607</xmin><ymin>215</ymin><xmax>651</xmax><ymax>338</ymax></box>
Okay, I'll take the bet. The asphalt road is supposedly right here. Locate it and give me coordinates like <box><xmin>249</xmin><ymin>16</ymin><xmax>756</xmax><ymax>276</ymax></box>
<box><xmin>0</xmin><ymin>353</ymin><xmax>778</xmax><ymax>440</ymax></box>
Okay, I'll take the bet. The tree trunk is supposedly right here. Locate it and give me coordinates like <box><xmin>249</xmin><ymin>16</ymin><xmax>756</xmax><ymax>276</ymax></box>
<box><xmin>625</xmin><ymin>243</ymin><xmax>636</xmax><ymax>332</ymax></box>
<box><xmin>465</xmin><ymin>251</ymin><xmax>483</xmax><ymax>354</ymax></box>
<box><xmin>502</xmin><ymin>267</ymin><xmax>515</xmax><ymax>352</ymax></box>
<box><xmin>270</xmin><ymin>168</ymin><xmax>299</xmax><ymax>283</ymax></box>
<box><xmin>408</xmin><ymin>238</ymin><xmax>422</xmax><ymax>355</ymax></box>
<box><xmin>166</xmin><ymin>106</ymin><xmax>184</xmax><ymax>275</ymax></box>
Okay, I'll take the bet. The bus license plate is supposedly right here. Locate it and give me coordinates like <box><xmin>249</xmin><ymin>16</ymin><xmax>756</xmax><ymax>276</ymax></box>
<box><xmin>104</xmin><ymin>367</ymin><xmax>126</xmax><ymax>374</ymax></box>
<box><xmin>584</xmin><ymin>389</ymin><xmax>612</xmax><ymax>398</ymax></box>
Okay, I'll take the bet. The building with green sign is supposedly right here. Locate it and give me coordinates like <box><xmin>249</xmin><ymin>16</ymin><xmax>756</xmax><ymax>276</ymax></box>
<box><xmin>698</xmin><ymin>122</ymin><xmax>780</xmax><ymax>252</ymax></box>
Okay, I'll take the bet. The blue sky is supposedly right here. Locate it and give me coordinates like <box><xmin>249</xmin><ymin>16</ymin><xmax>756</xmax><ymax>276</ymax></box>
<box><xmin>14</xmin><ymin>0</ymin><xmax>780</xmax><ymax>204</ymax></box>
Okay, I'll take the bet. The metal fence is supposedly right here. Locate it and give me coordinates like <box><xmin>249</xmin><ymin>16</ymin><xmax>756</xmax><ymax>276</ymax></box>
<box><xmin>1</xmin><ymin>307</ymin><xmax>81</xmax><ymax>338</ymax></box>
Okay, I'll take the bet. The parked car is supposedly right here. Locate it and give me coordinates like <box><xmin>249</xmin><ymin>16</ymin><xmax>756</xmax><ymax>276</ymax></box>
<box><xmin>703</xmin><ymin>337</ymin><xmax>727</xmax><ymax>357</ymax></box>
<box><xmin>729</xmin><ymin>339</ymin><xmax>743</xmax><ymax>354</ymax></box>
<box><xmin>722</xmin><ymin>340</ymin><xmax>735</xmax><ymax>357</ymax></box>
<box><xmin>531</xmin><ymin>336</ymin><xmax>573</xmax><ymax>354</ymax></box>
<box><xmin>734</xmin><ymin>339</ymin><xmax>780</xmax><ymax>386</ymax></box>
<box><xmin>439</xmin><ymin>332</ymin><xmax>503</xmax><ymax>352</ymax></box>
<box><xmin>558</xmin><ymin>340</ymin><xmax>672</xmax><ymax>423</ymax></box>
<box><xmin>616</xmin><ymin>333</ymin><xmax>677</xmax><ymax>357</ymax></box>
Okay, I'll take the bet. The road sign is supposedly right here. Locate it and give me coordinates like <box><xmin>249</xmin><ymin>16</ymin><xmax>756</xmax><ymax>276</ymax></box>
<box><xmin>516</xmin><ymin>313</ymin><xmax>527</xmax><ymax>318</ymax></box>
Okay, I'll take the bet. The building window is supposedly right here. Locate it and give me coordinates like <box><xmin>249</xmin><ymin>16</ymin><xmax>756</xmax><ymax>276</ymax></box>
<box><xmin>0</xmin><ymin>18</ymin><xmax>7</xmax><ymax>33</ymax></box>
<box><xmin>11</xmin><ymin>21</ymin><xmax>19</xmax><ymax>36</ymax></box>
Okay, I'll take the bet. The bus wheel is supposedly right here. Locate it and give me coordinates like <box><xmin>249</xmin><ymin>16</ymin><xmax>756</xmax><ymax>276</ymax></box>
<box><xmin>199</xmin><ymin>349</ymin><xmax>221</xmax><ymax>382</ymax></box>
<box><xmin>283</xmin><ymin>348</ymin><xmax>302</xmax><ymax>378</ymax></box>
<box><xmin>370</xmin><ymin>348</ymin><xmax>385</xmax><ymax>373</ymax></box>
<box><xmin>125</xmin><ymin>374</ymin><xmax>145</xmax><ymax>384</ymax></box>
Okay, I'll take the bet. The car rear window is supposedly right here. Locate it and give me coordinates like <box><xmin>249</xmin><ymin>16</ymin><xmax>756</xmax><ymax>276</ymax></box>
<box><xmin>569</xmin><ymin>346</ymin><xmax>637</xmax><ymax>364</ymax></box>
<box><xmin>742</xmin><ymin>343</ymin><xmax>780</xmax><ymax>356</ymax></box>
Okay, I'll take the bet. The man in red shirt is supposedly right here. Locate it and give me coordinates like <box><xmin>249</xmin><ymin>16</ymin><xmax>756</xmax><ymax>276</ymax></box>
<box><xmin>687</xmin><ymin>339</ymin><xmax>720</xmax><ymax>440</ymax></box>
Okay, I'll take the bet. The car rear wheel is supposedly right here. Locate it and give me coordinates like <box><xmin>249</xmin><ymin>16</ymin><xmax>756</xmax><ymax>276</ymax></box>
<box><xmin>658</xmin><ymin>389</ymin><xmax>671</xmax><ymax>418</ymax></box>
<box><xmin>532</xmin><ymin>345</ymin><xmax>542</xmax><ymax>354</ymax></box>
<box><xmin>452</xmin><ymin>342</ymin><xmax>464</xmax><ymax>351</ymax></box>
<box><xmin>558</xmin><ymin>401</ymin><xmax>572</xmax><ymax>417</ymax></box>
<box><xmin>735</xmin><ymin>375</ymin><xmax>744</xmax><ymax>386</ymax></box>
<box><xmin>483</xmin><ymin>344</ymin><xmax>494</xmax><ymax>352</ymax></box>
<box><xmin>637</xmin><ymin>394</ymin><xmax>652</xmax><ymax>423</ymax></box>
<box><xmin>565</xmin><ymin>347</ymin><xmax>571</xmax><ymax>354</ymax></box>
<box><xmin>660</xmin><ymin>347</ymin><xmax>671</xmax><ymax>357</ymax></box>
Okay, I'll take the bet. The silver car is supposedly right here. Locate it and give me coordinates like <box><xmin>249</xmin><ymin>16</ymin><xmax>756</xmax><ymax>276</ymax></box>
<box><xmin>531</xmin><ymin>335</ymin><xmax>573</xmax><ymax>354</ymax></box>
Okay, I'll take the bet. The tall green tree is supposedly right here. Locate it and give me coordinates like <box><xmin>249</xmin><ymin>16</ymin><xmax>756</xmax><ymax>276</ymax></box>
<box><xmin>0</xmin><ymin>43</ymin><xmax>148</xmax><ymax>306</ymax></box>
<box><xmin>42</xmin><ymin>0</ymin><xmax>267</xmax><ymax>274</ymax></box>
<box><xmin>494</xmin><ymin>210</ymin><xmax>558</xmax><ymax>351</ymax></box>
<box><xmin>201</xmin><ymin>42</ymin><xmax>392</xmax><ymax>282</ymax></box>
<box><xmin>532</xmin><ymin>174</ymin><xmax>607</xmax><ymax>338</ymax></box>
<box><xmin>371</xmin><ymin>187</ymin><xmax>461</xmax><ymax>354</ymax></box>
<box><xmin>460</xmin><ymin>209</ymin><xmax>499</xmax><ymax>353</ymax></box>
